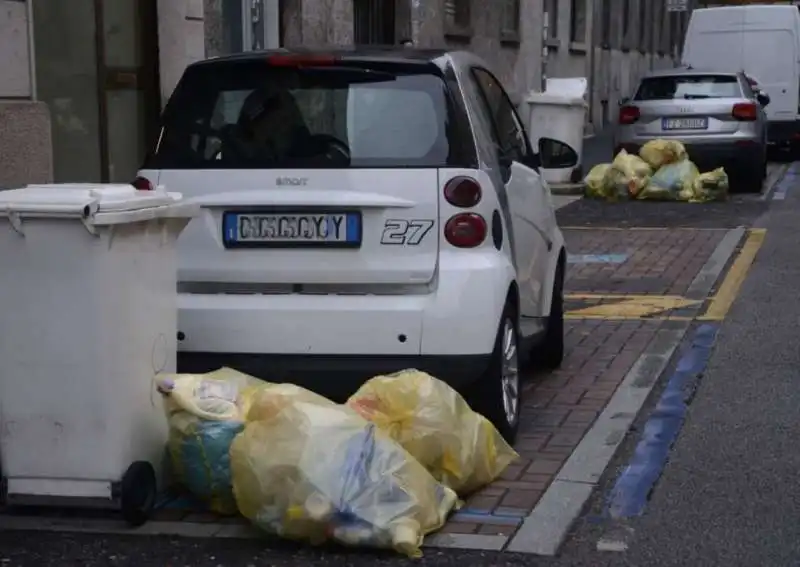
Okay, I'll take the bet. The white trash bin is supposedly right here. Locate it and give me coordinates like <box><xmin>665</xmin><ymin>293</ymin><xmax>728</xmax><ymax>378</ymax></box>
<box><xmin>526</xmin><ymin>77</ymin><xmax>588</xmax><ymax>184</ymax></box>
<box><xmin>0</xmin><ymin>183</ymin><xmax>197</xmax><ymax>526</ymax></box>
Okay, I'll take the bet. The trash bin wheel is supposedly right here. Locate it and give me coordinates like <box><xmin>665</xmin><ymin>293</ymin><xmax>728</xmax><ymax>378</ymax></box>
<box><xmin>121</xmin><ymin>461</ymin><xmax>157</xmax><ymax>527</ymax></box>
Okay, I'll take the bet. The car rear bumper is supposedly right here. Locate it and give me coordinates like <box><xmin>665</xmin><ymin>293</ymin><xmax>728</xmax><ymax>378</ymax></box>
<box><xmin>177</xmin><ymin>351</ymin><xmax>490</xmax><ymax>400</ymax></box>
<box><xmin>175</xmin><ymin>250</ymin><xmax>518</xmax><ymax>396</ymax></box>
<box><xmin>766</xmin><ymin>120</ymin><xmax>800</xmax><ymax>145</ymax></box>
<box><xmin>615</xmin><ymin>140</ymin><xmax>764</xmax><ymax>172</ymax></box>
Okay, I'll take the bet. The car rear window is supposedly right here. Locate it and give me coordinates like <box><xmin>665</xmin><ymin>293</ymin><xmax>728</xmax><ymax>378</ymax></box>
<box><xmin>145</xmin><ymin>59</ymin><xmax>462</xmax><ymax>169</ymax></box>
<box><xmin>634</xmin><ymin>75</ymin><xmax>742</xmax><ymax>101</ymax></box>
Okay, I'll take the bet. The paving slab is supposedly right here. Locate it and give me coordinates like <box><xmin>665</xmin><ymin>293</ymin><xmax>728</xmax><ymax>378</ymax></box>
<box><xmin>563</xmin><ymin>228</ymin><xmax>729</xmax><ymax>296</ymax></box>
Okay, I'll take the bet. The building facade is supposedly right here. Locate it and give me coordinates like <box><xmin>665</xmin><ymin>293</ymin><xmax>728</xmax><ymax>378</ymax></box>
<box><xmin>0</xmin><ymin>0</ymin><xmax>693</xmax><ymax>189</ymax></box>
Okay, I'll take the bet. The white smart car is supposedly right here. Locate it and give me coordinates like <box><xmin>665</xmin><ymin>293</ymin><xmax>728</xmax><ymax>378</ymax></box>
<box><xmin>135</xmin><ymin>47</ymin><xmax>577</xmax><ymax>442</ymax></box>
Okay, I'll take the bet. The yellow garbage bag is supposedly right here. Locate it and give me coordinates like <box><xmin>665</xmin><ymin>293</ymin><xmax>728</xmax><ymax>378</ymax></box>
<box><xmin>156</xmin><ymin>368</ymin><xmax>266</xmax><ymax>514</ymax></box>
<box><xmin>638</xmin><ymin>159</ymin><xmax>699</xmax><ymax>201</ymax></box>
<box><xmin>230</xmin><ymin>401</ymin><xmax>459</xmax><ymax>557</ymax></box>
<box><xmin>607</xmin><ymin>149</ymin><xmax>652</xmax><ymax>199</ymax></box>
<box><xmin>584</xmin><ymin>163</ymin><xmax>612</xmax><ymax>199</ymax></box>
<box><xmin>688</xmin><ymin>167</ymin><xmax>729</xmax><ymax>203</ymax></box>
<box><xmin>346</xmin><ymin>370</ymin><xmax>518</xmax><ymax>495</ymax></box>
<box><xmin>639</xmin><ymin>139</ymin><xmax>687</xmax><ymax>169</ymax></box>
<box><xmin>246</xmin><ymin>382</ymin><xmax>336</xmax><ymax>422</ymax></box>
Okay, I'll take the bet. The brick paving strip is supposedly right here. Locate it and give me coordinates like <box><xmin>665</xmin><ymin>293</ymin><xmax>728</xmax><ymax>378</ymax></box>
<box><xmin>0</xmin><ymin>228</ymin><xmax>747</xmax><ymax>554</ymax></box>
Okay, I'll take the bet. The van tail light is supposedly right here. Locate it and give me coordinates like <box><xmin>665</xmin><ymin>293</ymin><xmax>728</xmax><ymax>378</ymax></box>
<box><xmin>732</xmin><ymin>102</ymin><xmax>757</xmax><ymax>121</ymax></box>
<box><xmin>444</xmin><ymin>213</ymin><xmax>487</xmax><ymax>248</ymax></box>
<box><xmin>618</xmin><ymin>105</ymin><xmax>640</xmax><ymax>125</ymax></box>
<box><xmin>443</xmin><ymin>176</ymin><xmax>482</xmax><ymax>207</ymax></box>
<box><xmin>131</xmin><ymin>176</ymin><xmax>154</xmax><ymax>190</ymax></box>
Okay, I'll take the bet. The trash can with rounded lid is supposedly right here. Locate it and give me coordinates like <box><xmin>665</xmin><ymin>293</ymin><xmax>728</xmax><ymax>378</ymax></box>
<box><xmin>0</xmin><ymin>183</ymin><xmax>198</xmax><ymax>526</ymax></box>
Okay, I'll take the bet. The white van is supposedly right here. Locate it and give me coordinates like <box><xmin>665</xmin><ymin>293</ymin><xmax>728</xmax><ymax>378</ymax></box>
<box><xmin>682</xmin><ymin>5</ymin><xmax>800</xmax><ymax>149</ymax></box>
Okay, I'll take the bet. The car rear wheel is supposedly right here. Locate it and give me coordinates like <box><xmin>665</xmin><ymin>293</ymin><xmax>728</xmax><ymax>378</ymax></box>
<box><xmin>731</xmin><ymin>164</ymin><xmax>764</xmax><ymax>194</ymax></box>
<box><xmin>469</xmin><ymin>304</ymin><xmax>521</xmax><ymax>444</ymax></box>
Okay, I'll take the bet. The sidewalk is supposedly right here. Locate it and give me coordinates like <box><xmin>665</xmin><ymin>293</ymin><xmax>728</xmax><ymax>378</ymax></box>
<box><xmin>582</xmin><ymin>128</ymin><xmax>614</xmax><ymax>172</ymax></box>
<box><xmin>551</xmin><ymin>128</ymin><xmax>614</xmax><ymax>196</ymax></box>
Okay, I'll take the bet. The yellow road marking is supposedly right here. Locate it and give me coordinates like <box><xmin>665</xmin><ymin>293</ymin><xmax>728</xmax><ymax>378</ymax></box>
<box><xmin>699</xmin><ymin>228</ymin><xmax>766</xmax><ymax>321</ymax></box>
<box><xmin>566</xmin><ymin>296</ymin><xmax>702</xmax><ymax>318</ymax></box>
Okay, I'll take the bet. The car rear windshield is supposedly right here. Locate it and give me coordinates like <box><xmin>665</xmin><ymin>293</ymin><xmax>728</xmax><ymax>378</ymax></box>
<box><xmin>634</xmin><ymin>75</ymin><xmax>742</xmax><ymax>101</ymax></box>
<box><xmin>145</xmin><ymin>59</ymin><xmax>461</xmax><ymax>169</ymax></box>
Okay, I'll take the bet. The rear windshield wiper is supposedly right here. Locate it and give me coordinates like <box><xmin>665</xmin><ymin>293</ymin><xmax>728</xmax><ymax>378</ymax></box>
<box><xmin>683</xmin><ymin>94</ymin><xmax>711</xmax><ymax>99</ymax></box>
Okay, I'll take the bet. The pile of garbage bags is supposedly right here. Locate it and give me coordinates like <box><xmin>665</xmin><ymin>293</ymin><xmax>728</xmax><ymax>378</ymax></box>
<box><xmin>584</xmin><ymin>139</ymin><xmax>729</xmax><ymax>203</ymax></box>
<box><xmin>156</xmin><ymin>368</ymin><xmax>518</xmax><ymax>557</ymax></box>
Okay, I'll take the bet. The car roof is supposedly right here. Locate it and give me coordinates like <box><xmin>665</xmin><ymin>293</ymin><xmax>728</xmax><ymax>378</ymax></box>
<box><xmin>641</xmin><ymin>66</ymin><xmax>742</xmax><ymax>79</ymax></box>
<box><xmin>191</xmin><ymin>46</ymin><xmax>455</xmax><ymax>68</ymax></box>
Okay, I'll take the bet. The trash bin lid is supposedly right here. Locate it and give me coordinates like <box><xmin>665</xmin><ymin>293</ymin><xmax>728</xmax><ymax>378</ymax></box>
<box><xmin>0</xmin><ymin>184</ymin><xmax>178</xmax><ymax>217</ymax></box>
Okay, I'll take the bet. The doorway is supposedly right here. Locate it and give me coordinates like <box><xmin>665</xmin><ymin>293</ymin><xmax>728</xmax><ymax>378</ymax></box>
<box><xmin>94</xmin><ymin>0</ymin><xmax>161</xmax><ymax>183</ymax></box>
<box><xmin>33</xmin><ymin>0</ymin><xmax>161</xmax><ymax>184</ymax></box>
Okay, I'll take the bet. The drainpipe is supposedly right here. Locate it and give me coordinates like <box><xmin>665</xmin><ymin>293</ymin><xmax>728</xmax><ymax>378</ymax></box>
<box><xmin>27</xmin><ymin>0</ymin><xmax>37</xmax><ymax>100</ymax></box>
<box><xmin>585</xmin><ymin>0</ymin><xmax>600</xmax><ymax>131</ymax></box>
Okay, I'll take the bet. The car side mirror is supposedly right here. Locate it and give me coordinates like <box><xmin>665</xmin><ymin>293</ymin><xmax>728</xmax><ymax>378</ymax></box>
<box><xmin>538</xmin><ymin>137</ymin><xmax>579</xmax><ymax>169</ymax></box>
<box><xmin>757</xmin><ymin>92</ymin><xmax>770</xmax><ymax>107</ymax></box>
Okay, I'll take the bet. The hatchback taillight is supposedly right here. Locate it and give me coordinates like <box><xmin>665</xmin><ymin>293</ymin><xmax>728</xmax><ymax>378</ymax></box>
<box><xmin>444</xmin><ymin>213</ymin><xmax>487</xmax><ymax>248</ymax></box>
<box><xmin>732</xmin><ymin>102</ymin><xmax>757</xmax><ymax>121</ymax></box>
<box><xmin>443</xmin><ymin>176</ymin><xmax>482</xmax><ymax>207</ymax></box>
<box><xmin>618</xmin><ymin>105</ymin><xmax>640</xmax><ymax>125</ymax></box>
<box><xmin>131</xmin><ymin>176</ymin><xmax>154</xmax><ymax>190</ymax></box>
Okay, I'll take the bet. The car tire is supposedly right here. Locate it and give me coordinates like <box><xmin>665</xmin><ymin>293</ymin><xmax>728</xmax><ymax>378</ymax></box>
<box><xmin>731</xmin><ymin>166</ymin><xmax>763</xmax><ymax>194</ymax></box>
<box><xmin>533</xmin><ymin>261</ymin><xmax>565</xmax><ymax>370</ymax></box>
<box><xmin>469</xmin><ymin>303</ymin><xmax>521</xmax><ymax>445</ymax></box>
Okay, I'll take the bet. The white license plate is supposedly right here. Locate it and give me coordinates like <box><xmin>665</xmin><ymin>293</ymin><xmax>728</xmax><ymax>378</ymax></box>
<box><xmin>662</xmin><ymin>117</ymin><xmax>708</xmax><ymax>130</ymax></box>
<box><xmin>222</xmin><ymin>211</ymin><xmax>362</xmax><ymax>248</ymax></box>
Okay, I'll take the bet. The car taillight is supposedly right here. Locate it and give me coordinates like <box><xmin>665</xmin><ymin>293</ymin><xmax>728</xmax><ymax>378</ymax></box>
<box><xmin>732</xmin><ymin>102</ymin><xmax>757</xmax><ymax>121</ymax></box>
<box><xmin>618</xmin><ymin>105</ymin><xmax>640</xmax><ymax>125</ymax></box>
<box><xmin>131</xmin><ymin>176</ymin><xmax>153</xmax><ymax>190</ymax></box>
<box><xmin>443</xmin><ymin>176</ymin><xmax>482</xmax><ymax>207</ymax></box>
<box><xmin>444</xmin><ymin>213</ymin><xmax>487</xmax><ymax>248</ymax></box>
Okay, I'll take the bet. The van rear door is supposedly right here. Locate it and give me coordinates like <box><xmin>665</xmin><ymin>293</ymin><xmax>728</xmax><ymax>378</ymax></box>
<box><xmin>742</xmin><ymin>29</ymin><xmax>797</xmax><ymax>121</ymax></box>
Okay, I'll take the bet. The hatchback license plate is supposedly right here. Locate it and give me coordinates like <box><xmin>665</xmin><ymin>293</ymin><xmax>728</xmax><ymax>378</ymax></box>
<box><xmin>222</xmin><ymin>211</ymin><xmax>362</xmax><ymax>248</ymax></box>
<box><xmin>662</xmin><ymin>117</ymin><xmax>708</xmax><ymax>130</ymax></box>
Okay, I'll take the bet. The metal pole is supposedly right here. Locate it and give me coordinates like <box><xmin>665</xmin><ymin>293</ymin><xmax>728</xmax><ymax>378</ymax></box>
<box><xmin>586</xmin><ymin>0</ymin><xmax>601</xmax><ymax>130</ymax></box>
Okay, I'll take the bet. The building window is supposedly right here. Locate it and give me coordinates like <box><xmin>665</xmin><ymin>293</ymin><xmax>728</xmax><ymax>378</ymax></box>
<box><xmin>354</xmin><ymin>0</ymin><xmax>396</xmax><ymax>44</ymax></box>
<box><xmin>639</xmin><ymin>0</ymin><xmax>647</xmax><ymax>51</ymax></box>
<box><xmin>207</xmin><ymin>0</ymin><xmax>279</xmax><ymax>56</ymax></box>
<box><xmin>600</xmin><ymin>0</ymin><xmax>612</xmax><ymax>47</ymax></box>
<box><xmin>545</xmin><ymin>0</ymin><xmax>558</xmax><ymax>40</ymax></box>
<box><xmin>444</xmin><ymin>0</ymin><xmax>472</xmax><ymax>37</ymax></box>
<box><xmin>500</xmin><ymin>0</ymin><xmax>520</xmax><ymax>41</ymax></box>
<box><xmin>671</xmin><ymin>11</ymin><xmax>683</xmax><ymax>56</ymax></box>
<box><xmin>622</xmin><ymin>0</ymin><xmax>630</xmax><ymax>41</ymax></box>
<box><xmin>570</xmin><ymin>0</ymin><xmax>586</xmax><ymax>43</ymax></box>
<box><xmin>651</xmin><ymin>1</ymin><xmax>661</xmax><ymax>53</ymax></box>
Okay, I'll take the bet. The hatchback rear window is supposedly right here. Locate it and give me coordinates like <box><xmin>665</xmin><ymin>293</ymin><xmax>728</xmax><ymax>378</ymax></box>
<box><xmin>634</xmin><ymin>75</ymin><xmax>742</xmax><ymax>101</ymax></box>
<box><xmin>146</xmin><ymin>59</ymin><xmax>459</xmax><ymax>169</ymax></box>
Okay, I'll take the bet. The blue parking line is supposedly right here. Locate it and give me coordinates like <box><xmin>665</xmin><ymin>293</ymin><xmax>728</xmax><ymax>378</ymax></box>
<box><xmin>567</xmin><ymin>253</ymin><xmax>628</xmax><ymax>265</ymax></box>
<box><xmin>604</xmin><ymin>323</ymin><xmax>719</xmax><ymax>519</ymax></box>
<box><xmin>773</xmin><ymin>162</ymin><xmax>800</xmax><ymax>201</ymax></box>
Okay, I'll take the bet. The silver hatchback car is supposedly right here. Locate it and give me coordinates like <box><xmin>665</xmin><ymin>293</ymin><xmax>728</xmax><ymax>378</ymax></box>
<box><xmin>614</xmin><ymin>68</ymin><xmax>769</xmax><ymax>192</ymax></box>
